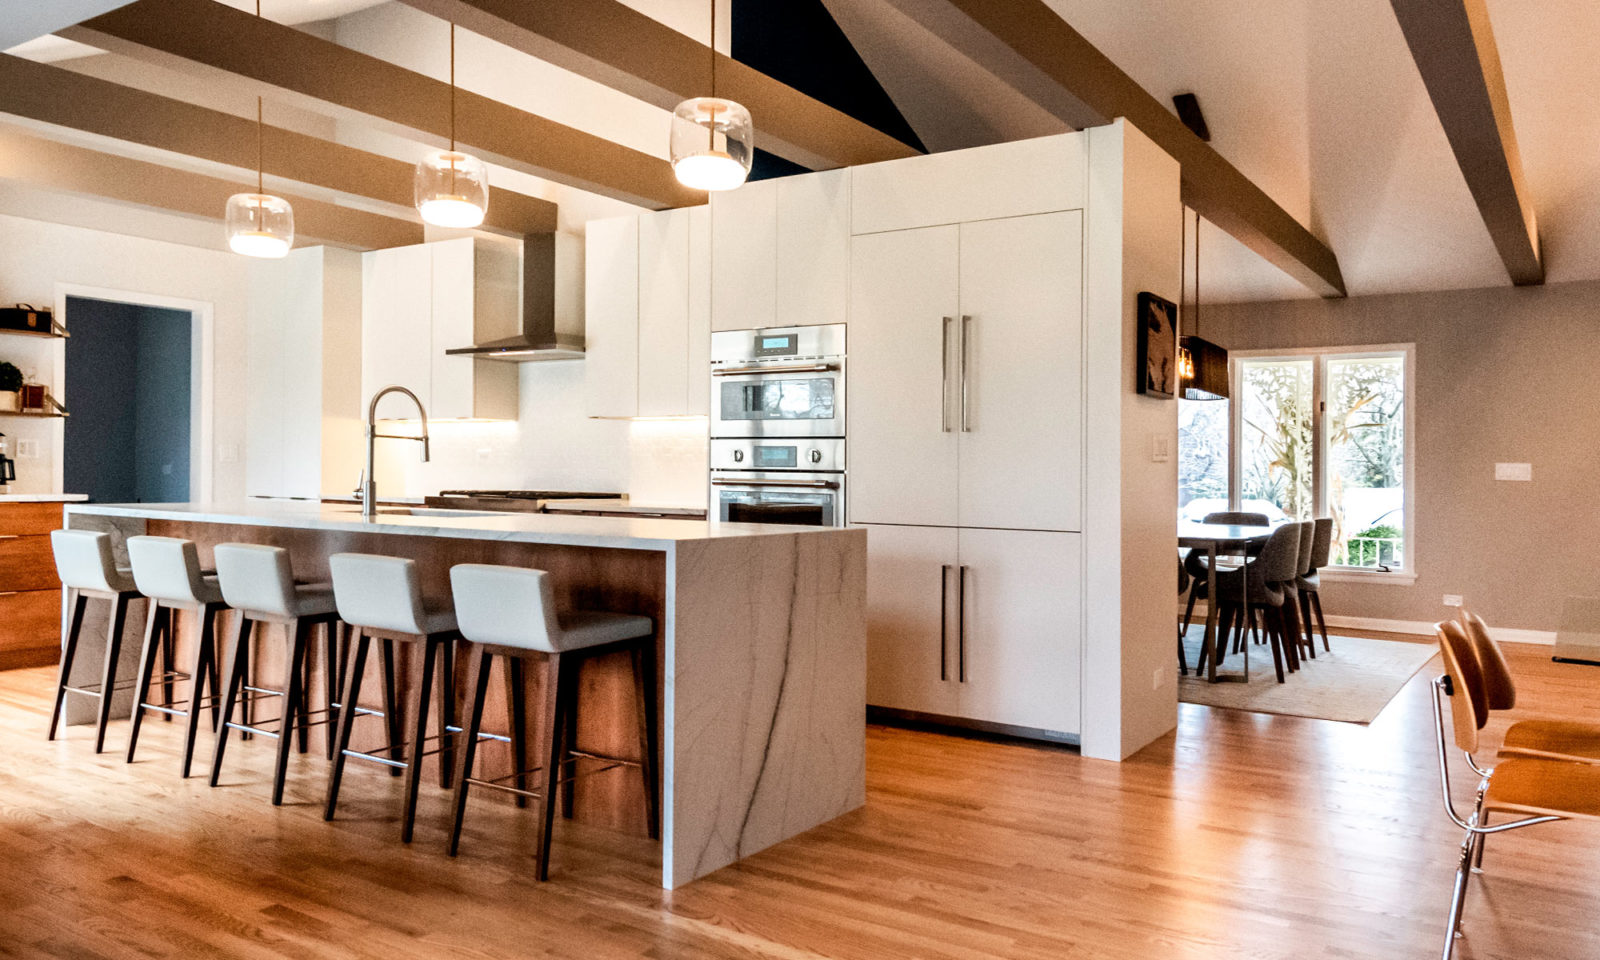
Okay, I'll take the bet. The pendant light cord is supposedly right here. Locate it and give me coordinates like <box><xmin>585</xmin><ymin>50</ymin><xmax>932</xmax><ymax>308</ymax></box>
<box><xmin>707</xmin><ymin>1</ymin><xmax>717</xmax><ymax>150</ymax></box>
<box><xmin>255</xmin><ymin>1</ymin><xmax>263</xmax><ymax>199</ymax></box>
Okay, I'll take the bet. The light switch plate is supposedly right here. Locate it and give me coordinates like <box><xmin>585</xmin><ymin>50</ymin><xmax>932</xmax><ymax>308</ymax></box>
<box><xmin>1443</xmin><ymin>594</ymin><xmax>1463</xmax><ymax>607</ymax></box>
<box><xmin>15</xmin><ymin>439</ymin><xmax>38</xmax><ymax>459</ymax></box>
<box><xmin>1151</xmin><ymin>434</ymin><xmax>1172</xmax><ymax>463</ymax></box>
<box><xmin>1494</xmin><ymin>462</ymin><xmax>1532</xmax><ymax>481</ymax></box>
<box><xmin>218</xmin><ymin>444</ymin><xmax>240</xmax><ymax>464</ymax></box>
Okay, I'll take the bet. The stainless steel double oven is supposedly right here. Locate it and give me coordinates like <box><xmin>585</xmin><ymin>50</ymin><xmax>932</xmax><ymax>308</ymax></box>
<box><xmin>708</xmin><ymin>324</ymin><xmax>845</xmax><ymax>527</ymax></box>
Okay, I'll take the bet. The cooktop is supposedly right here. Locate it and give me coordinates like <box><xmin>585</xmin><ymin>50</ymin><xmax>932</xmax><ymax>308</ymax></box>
<box><xmin>435</xmin><ymin>490</ymin><xmax>625</xmax><ymax>501</ymax></box>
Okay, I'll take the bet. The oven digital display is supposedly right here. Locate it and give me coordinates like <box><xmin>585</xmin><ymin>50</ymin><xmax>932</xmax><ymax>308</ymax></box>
<box><xmin>754</xmin><ymin>333</ymin><xmax>799</xmax><ymax>357</ymax></box>
<box><xmin>753</xmin><ymin>446</ymin><xmax>798</xmax><ymax>469</ymax></box>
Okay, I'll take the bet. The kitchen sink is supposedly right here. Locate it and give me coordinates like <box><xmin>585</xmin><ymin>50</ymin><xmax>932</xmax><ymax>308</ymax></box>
<box><xmin>366</xmin><ymin>507</ymin><xmax>509</xmax><ymax>519</ymax></box>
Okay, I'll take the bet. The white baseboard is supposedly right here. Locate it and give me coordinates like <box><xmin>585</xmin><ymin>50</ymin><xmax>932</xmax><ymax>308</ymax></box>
<box><xmin>1184</xmin><ymin>604</ymin><xmax>1557</xmax><ymax>646</ymax></box>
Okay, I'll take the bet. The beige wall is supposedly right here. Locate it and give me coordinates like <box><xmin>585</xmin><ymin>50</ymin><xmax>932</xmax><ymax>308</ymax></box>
<box><xmin>1205</xmin><ymin>279</ymin><xmax>1600</xmax><ymax>633</ymax></box>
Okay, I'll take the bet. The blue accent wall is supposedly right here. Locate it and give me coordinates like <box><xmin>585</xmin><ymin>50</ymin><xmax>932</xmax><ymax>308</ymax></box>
<box><xmin>64</xmin><ymin>297</ymin><xmax>191</xmax><ymax>503</ymax></box>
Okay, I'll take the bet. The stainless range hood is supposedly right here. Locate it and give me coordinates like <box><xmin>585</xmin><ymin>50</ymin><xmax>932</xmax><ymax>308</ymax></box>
<box><xmin>446</xmin><ymin>233</ymin><xmax>585</xmax><ymax>362</ymax></box>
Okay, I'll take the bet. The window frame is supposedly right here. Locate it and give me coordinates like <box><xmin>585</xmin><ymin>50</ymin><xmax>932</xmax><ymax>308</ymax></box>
<box><xmin>1226</xmin><ymin>343</ymin><xmax>1416</xmax><ymax>584</ymax></box>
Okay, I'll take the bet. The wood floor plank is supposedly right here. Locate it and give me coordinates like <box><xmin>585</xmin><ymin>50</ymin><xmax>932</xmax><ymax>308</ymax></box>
<box><xmin>3</xmin><ymin>634</ymin><xmax>1600</xmax><ymax>958</ymax></box>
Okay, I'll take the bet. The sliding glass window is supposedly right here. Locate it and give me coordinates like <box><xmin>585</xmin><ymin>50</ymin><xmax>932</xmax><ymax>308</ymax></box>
<box><xmin>1178</xmin><ymin>345</ymin><xmax>1413</xmax><ymax>576</ymax></box>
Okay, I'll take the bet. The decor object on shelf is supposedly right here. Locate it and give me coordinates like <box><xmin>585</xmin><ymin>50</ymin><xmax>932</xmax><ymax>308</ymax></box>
<box><xmin>1136</xmin><ymin>292</ymin><xmax>1177</xmax><ymax>399</ymax></box>
<box><xmin>0</xmin><ymin>304</ymin><xmax>61</xmax><ymax>336</ymax></box>
<box><xmin>0</xmin><ymin>433</ymin><xmax>12</xmax><ymax>492</ymax></box>
<box><xmin>414</xmin><ymin>22</ymin><xmax>488</xmax><ymax>229</ymax></box>
<box><xmin>1179</xmin><ymin>207</ymin><xmax>1229</xmax><ymax>400</ymax></box>
<box><xmin>19</xmin><ymin>382</ymin><xmax>44</xmax><ymax>412</ymax></box>
<box><xmin>224</xmin><ymin>4</ymin><xmax>293</xmax><ymax>259</ymax></box>
<box><xmin>0</xmin><ymin>362</ymin><xmax>20</xmax><ymax>412</ymax></box>
<box><xmin>670</xmin><ymin>0</ymin><xmax>753</xmax><ymax>191</ymax></box>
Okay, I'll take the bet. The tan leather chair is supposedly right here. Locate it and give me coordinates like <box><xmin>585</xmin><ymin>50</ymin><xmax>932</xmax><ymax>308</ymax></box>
<box><xmin>1458</xmin><ymin>609</ymin><xmax>1600</xmax><ymax>765</ymax></box>
<box><xmin>1429</xmin><ymin>620</ymin><xmax>1600</xmax><ymax>958</ymax></box>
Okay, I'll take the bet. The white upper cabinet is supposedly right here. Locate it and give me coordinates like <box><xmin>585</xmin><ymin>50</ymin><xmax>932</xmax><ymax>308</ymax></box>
<box><xmin>850</xmin><ymin>133</ymin><xmax>1087</xmax><ymax>235</ymax></box>
<box><xmin>848</xmin><ymin>225</ymin><xmax>960</xmax><ymax>527</ymax></box>
<box><xmin>638</xmin><ymin>208</ymin><xmax>691</xmax><ymax>418</ymax></box>
<box><xmin>583</xmin><ymin>214</ymin><xmax>640</xmax><ymax>419</ymax></box>
<box><xmin>362</xmin><ymin>237</ymin><xmax>518</xmax><ymax>422</ymax></box>
<box><xmin>955</xmin><ymin>212</ymin><xmax>1083</xmax><ymax>533</ymax></box>
<box><xmin>711</xmin><ymin>169</ymin><xmax>850</xmax><ymax>332</ymax></box>
<box><xmin>247</xmin><ymin>246</ymin><xmax>363</xmax><ymax>500</ymax></box>
<box><xmin>686</xmin><ymin>205</ymin><xmax>711</xmax><ymax>417</ymax></box>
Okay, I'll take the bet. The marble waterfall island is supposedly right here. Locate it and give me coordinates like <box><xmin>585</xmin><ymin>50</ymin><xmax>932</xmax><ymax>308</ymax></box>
<box><xmin>65</xmin><ymin>501</ymin><xmax>867</xmax><ymax>889</ymax></box>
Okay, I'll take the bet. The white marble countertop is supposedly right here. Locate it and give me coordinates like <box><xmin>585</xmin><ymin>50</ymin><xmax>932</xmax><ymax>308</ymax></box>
<box><xmin>67</xmin><ymin>499</ymin><xmax>835</xmax><ymax>550</ymax></box>
<box><xmin>540</xmin><ymin>498</ymin><xmax>707</xmax><ymax>517</ymax></box>
<box><xmin>0</xmin><ymin>493</ymin><xmax>88</xmax><ymax>502</ymax></box>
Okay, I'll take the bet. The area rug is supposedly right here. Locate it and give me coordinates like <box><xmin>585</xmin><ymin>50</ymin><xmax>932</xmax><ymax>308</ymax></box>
<box><xmin>1178</xmin><ymin>626</ymin><xmax>1438</xmax><ymax>724</ymax></box>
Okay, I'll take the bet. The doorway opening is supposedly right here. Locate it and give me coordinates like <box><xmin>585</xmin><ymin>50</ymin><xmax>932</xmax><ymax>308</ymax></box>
<box><xmin>63</xmin><ymin>296</ymin><xmax>194</xmax><ymax>503</ymax></box>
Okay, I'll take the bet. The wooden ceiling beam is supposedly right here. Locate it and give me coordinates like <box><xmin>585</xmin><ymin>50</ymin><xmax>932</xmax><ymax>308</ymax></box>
<box><xmin>396</xmin><ymin>0</ymin><xmax>921</xmax><ymax>171</ymax></box>
<box><xmin>872</xmin><ymin>0</ymin><xmax>1347</xmax><ymax>298</ymax></box>
<box><xmin>1389</xmin><ymin>0</ymin><xmax>1541</xmax><ymax>284</ymax></box>
<box><xmin>65</xmin><ymin>0</ymin><xmax>702</xmax><ymax>209</ymax></box>
<box><xmin>0</xmin><ymin>54</ymin><xmax>556</xmax><ymax>237</ymax></box>
<box><xmin>0</xmin><ymin>124</ymin><xmax>422</xmax><ymax>250</ymax></box>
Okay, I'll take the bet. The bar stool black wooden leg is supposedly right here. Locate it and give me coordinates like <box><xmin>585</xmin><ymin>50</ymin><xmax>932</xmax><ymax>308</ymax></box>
<box><xmin>535</xmin><ymin>651</ymin><xmax>566</xmax><ymax>882</ymax></box>
<box><xmin>505</xmin><ymin>657</ymin><xmax>528</xmax><ymax>808</ymax></box>
<box><xmin>295</xmin><ymin>634</ymin><xmax>312</xmax><ymax>755</ymax></box>
<box><xmin>323</xmin><ymin>621</ymin><xmax>341</xmax><ymax>760</ymax></box>
<box><xmin>237</xmin><ymin>619</ymin><xmax>254</xmax><ymax>742</ymax></box>
<box><xmin>448</xmin><ymin>644</ymin><xmax>493</xmax><ymax>856</ymax></box>
<box><xmin>125</xmin><ymin>600</ymin><xmax>164</xmax><ymax>762</ymax></box>
<box><xmin>325</xmin><ymin>632</ymin><xmax>371</xmax><ymax>821</ymax></box>
<box><xmin>210</xmin><ymin>611</ymin><xmax>253</xmax><ymax>786</ymax></box>
<box><xmin>632</xmin><ymin>642</ymin><xmax>660</xmax><ymax>840</ymax></box>
<box><xmin>436</xmin><ymin>637</ymin><xmax>456</xmax><ymax>790</ymax></box>
<box><xmin>49</xmin><ymin>591</ymin><xmax>88</xmax><ymax>742</ymax></box>
<box><xmin>379</xmin><ymin>637</ymin><xmax>404</xmax><ymax>777</ymax></box>
<box><xmin>160</xmin><ymin>607</ymin><xmax>177</xmax><ymax>720</ymax></box>
<box><xmin>271</xmin><ymin>619</ymin><xmax>309</xmax><ymax>806</ymax></box>
<box><xmin>400</xmin><ymin>637</ymin><xmax>438</xmax><ymax>843</ymax></box>
<box><xmin>180</xmin><ymin>605</ymin><xmax>218</xmax><ymax>778</ymax></box>
<box><xmin>559</xmin><ymin>657</ymin><xmax>579</xmax><ymax>820</ymax></box>
<box><xmin>92</xmin><ymin>593</ymin><xmax>131</xmax><ymax>755</ymax></box>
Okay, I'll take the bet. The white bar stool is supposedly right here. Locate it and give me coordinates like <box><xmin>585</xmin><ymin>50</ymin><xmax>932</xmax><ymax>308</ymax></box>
<box><xmin>324</xmin><ymin>553</ymin><xmax>460</xmax><ymax>842</ymax></box>
<box><xmin>446</xmin><ymin>563</ymin><xmax>659</xmax><ymax>880</ymax></box>
<box><xmin>124</xmin><ymin>536</ymin><xmax>227</xmax><ymax>777</ymax></box>
<box><xmin>210</xmin><ymin>543</ymin><xmax>347</xmax><ymax>806</ymax></box>
<box><xmin>48</xmin><ymin>529</ymin><xmax>142</xmax><ymax>753</ymax></box>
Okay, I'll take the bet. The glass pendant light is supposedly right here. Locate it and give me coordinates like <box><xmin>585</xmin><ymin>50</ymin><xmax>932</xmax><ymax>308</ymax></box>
<box><xmin>225</xmin><ymin>2</ymin><xmax>293</xmax><ymax>259</ymax></box>
<box><xmin>670</xmin><ymin>1</ymin><xmax>753</xmax><ymax>191</ymax></box>
<box><xmin>415</xmin><ymin>22</ymin><xmax>488</xmax><ymax>229</ymax></box>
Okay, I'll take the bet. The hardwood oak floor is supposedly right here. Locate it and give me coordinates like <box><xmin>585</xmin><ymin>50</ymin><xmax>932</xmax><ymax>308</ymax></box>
<box><xmin>3</xmin><ymin>635</ymin><xmax>1599</xmax><ymax>959</ymax></box>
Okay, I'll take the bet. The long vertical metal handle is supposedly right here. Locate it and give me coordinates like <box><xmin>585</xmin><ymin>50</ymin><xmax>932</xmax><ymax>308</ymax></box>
<box><xmin>958</xmin><ymin>564</ymin><xmax>968</xmax><ymax>682</ymax></box>
<box><xmin>960</xmin><ymin>315</ymin><xmax>972</xmax><ymax>432</ymax></box>
<box><xmin>941</xmin><ymin>316</ymin><xmax>953</xmax><ymax>432</ymax></box>
<box><xmin>939</xmin><ymin>564</ymin><xmax>951</xmax><ymax>681</ymax></box>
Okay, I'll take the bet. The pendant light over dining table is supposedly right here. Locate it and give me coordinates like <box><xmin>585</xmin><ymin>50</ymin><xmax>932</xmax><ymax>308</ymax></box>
<box><xmin>670</xmin><ymin>1</ymin><xmax>753</xmax><ymax>192</ymax></box>
<box><xmin>415</xmin><ymin>22</ymin><xmax>489</xmax><ymax>229</ymax></box>
<box><xmin>1179</xmin><ymin>208</ymin><xmax>1229</xmax><ymax>401</ymax></box>
<box><xmin>224</xmin><ymin>1</ymin><xmax>293</xmax><ymax>259</ymax></box>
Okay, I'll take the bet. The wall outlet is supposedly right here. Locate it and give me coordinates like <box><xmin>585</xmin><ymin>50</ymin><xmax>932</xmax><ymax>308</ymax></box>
<box><xmin>15</xmin><ymin>439</ymin><xmax>38</xmax><ymax>459</ymax></box>
<box><xmin>1442</xmin><ymin>594</ymin><xmax>1463</xmax><ymax>607</ymax></box>
<box><xmin>1152</xmin><ymin>666</ymin><xmax>1165</xmax><ymax>690</ymax></box>
<box><xmin>1494</xmin><ymin>462</ymin><xmax>1532</xmax><ymax>481</ymax></box>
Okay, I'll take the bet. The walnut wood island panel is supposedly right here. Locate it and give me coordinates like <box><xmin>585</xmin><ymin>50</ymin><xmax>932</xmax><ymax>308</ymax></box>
<box><xmin>64</xmin><ymin>501</ymin><xmax>867</xmax><ymax>888</ymax></box>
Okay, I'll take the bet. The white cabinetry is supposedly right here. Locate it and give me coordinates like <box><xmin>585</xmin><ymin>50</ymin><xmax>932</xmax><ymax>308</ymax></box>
<box><xmin>362</xmin><ymin>237</ymin><xmax>518</xmax><ymax>422</ymax></box>
<box><xmin>864</xmin><ymin>524</ymin><xmax>1081</xmax><ymax>736</ymax></box>
<box><xmin>584</xmin><ymin>208</ymin><xmax>712</xmax><ymax>419</ymax></box>
<box><xmin>246</xmin><ymin>245</ymin><xmax>363</xmax><ymax>499</ymax></box>
<box><xmin>711</xmin><ymin>168</ymin><xmax>849</xmax><ymax>332</ymax></box>
<box><xmin>849</xmin><ymin>211</ymin><xmax>1082</xmax><ymax>532</ymax></box>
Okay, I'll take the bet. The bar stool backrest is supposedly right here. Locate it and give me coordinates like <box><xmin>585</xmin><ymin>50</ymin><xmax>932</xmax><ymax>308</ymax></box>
<box><xmin>1203</xmin><ymin>511</ymin><xmax>1269</xmax><ymax>526</ymax></box>
<box><xmin>329</xmin><ymin>553</ymin><xmax>428</xmax><ymax>635</ymax></box>
<box><xmin>1309</xmin><ymin>517</ymin><xmax>1334</xmax><ymax>571</ymax></box>
<box><xmin>1294</xmin><ymin>520</ymin><xmax>1316</xmax><ymax>577</ymax></box>
<box><xmin>1459</xmin><ymin>609</ymin><xmax>1517</xmax><ymax>711</ymax></box>
<box><xmin>127</xmin><ymin>536</ymin><xmax>210</xmax><ymax>606</ymax></box>
<box><xmin>1255</xmin><ymin>523</ymin><xmax>1302</xmax><ymax>584</ymax></box>
<box><xmin>1434</xmin><ymin>619</ymin><xmax>1488</xmax><ymax>754</ymax></box>
<box><xmin>214</xmin><ymin>543</ymin><xmax>296</xmax><ymax>619</ymax></box>
<box><xmin>450</xmin><ymin>564</ymin><xmax>565</xmax><ymax>653</ymax></box>
<box><xmin>51</xmin><ymin>529</ymin><xmax>133</xmax><ymax>595</ymax></box>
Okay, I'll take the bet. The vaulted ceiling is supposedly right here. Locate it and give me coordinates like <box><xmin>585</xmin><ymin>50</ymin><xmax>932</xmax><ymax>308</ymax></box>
<box><xmin>0</xmin><ymin>0</ymin><xmax>1589</xmax><ymax>306</ymax></box>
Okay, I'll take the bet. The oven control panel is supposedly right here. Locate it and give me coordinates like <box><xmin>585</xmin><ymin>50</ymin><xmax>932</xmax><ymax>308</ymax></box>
<box><xmin>711</xmin><ymin>438</ymin><xmax>844</xmax><ymax>473</ymax></box>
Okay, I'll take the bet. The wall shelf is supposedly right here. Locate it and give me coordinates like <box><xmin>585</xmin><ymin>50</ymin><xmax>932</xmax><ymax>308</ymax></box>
<box><xmin>0</xmin><ymin>410</ymin><xmax>67</xmax><ymax>419</ymax></box>
<box><xmin>0</xmin><ymin>327</ymin><xmax>67</xmax><ymax>340</ymax></box>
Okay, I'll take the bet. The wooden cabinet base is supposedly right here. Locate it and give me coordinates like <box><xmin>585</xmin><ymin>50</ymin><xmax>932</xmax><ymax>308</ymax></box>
<box><xmin>0</xmin><ymin>588</ymin><xmax>61</xmax><ymax>671</ymax></box>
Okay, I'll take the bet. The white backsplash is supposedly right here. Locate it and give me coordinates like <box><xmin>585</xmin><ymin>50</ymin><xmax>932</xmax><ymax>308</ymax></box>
<box><xmin>386</xmin><ymin>360</ymin><xmax>708</xmax><ymax>507</ymax></box>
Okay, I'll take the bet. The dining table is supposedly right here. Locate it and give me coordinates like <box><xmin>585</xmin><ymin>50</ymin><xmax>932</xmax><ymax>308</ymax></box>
<box><xmin>1178</xmin><ymin>519</ymin><xmax>1279</xmax><ymax>683</ymax></box>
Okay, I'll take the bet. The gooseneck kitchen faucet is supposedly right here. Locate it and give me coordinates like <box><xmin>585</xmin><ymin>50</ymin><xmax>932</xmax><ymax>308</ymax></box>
<box><xmin>362</xmin><ymin>385</ymin><xmax>430</xmax><ymax>518</ymax></box>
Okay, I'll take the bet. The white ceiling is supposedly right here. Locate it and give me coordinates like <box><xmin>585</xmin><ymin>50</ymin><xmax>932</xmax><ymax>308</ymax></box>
<box><xmin>1</xmin><ymin>0</ymin><xmax>1590</xmax><ymax>305</ymax></box>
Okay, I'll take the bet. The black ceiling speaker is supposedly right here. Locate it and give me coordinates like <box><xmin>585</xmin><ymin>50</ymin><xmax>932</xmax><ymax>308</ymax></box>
<box><xmin>1173</xmin><ymin>93</ymin><xmax>1210</xmax><ymax>142</ymax></box>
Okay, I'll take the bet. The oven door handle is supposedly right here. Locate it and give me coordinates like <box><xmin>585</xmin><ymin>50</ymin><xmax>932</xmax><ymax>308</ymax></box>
<box><xmin>710</xmin><ymin>478</ymin><xmax>840</xmax><ymax>489</ymax></box>
<box><xmin>711</xmin><ymin>363</ymin><xmax>837</xmax><ymax>377</ymax></box>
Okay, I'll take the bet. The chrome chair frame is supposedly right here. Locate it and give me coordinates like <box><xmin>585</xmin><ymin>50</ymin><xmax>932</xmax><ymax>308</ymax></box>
<box><xmin>1428</xmin><ymin>673</ymin><xmax>1562</xmax><ymax>960</ymax></box>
